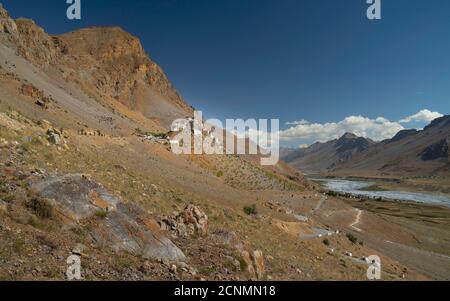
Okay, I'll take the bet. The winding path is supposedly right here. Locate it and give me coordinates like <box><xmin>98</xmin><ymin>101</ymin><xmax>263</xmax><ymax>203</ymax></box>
<box><xmin>311</xmin><ymin>196</ymin><xmax>327</xmax><ymax>214</ymax></box>
<box><xmin>350</xmin><ymin>209</ymin><xmax>363</xmax><ymax>232</ymax></box>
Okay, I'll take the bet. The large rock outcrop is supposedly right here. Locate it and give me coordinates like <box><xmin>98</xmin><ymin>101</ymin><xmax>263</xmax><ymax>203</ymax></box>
<box><xmin>160</xmin><ymin>204</ymin><xmax>209</xmax><ymax>238</ymax></box>
<box><xmin>30</xmin><ymin>174</ymin><xmax>186</xmax><ymax>262</ymax></box>
<box><xmin>0</xmin><ymin>3</ymin><xmax>19</xmax><ymax>41</ymax></box>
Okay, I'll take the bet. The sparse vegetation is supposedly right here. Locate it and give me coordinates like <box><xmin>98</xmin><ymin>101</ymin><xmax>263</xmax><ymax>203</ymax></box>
<box><xmin>24</xmin><ymin>194</ymin><xmax>53</xmax><ymax>219</ymax></box>
<box><xmin>243</xmin><ymin>204</ymin><xmax>258</xmax><ymax>216</ymax></box>
<box><xmin>27</xmin><ymin>216</ymin><xmax>49</xmax><ymax>231</ymax></box>
<box><xmin>237</xmin><ymin>256</ymin><xmax>248</xmax><ymax>271</ymax></box>
<box><xmin>94</xmin><ymin>210</ymin><xmax>108</xmax><ymax>219</ymax></box>
<box><xmin>12</xmin><ymin>237</ymin><xmax>26</xmax><ymax>255</ymax></box>
<box><xmin>198</xmin><ymin>265</ymin><xmax>216</xmax><ymax>276</ymax></box>
<box><xmin>359</xmin><ymin>185</ymin><xmax>388</xmax><ymax>192</ymax></box>
<box><xmin>346</xmin><ymin>233</ymin><xmax>358</xmax><ymax>244</ymax></box>
<box><xmin>134</xmin><ymin>128</ymin><xmax>167</xmax><ymax>139</ymax></box>
<box><xmin>326</xmin><ymin>191</ymin><xmax>339</xmax><ymax>197</ymax></box>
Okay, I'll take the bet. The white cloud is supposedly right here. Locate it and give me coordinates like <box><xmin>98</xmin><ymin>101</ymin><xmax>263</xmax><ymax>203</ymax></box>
<box><xmin>280</xmin><ymin>115</ymin><xmax>404</xmax><ymax>143</ymax></box>
<box><xmin>280</xmin><ymin>109</ymin><xmax>443</xmax><ymax>145</ymax></box>
<box><xmin>399</xmin><ymin>109</ymin><xmax>443</xmax><ymax>124</ymax></box>
<box><xmin>285</xmin><ymin>119</ymin><xmax>310</xmax><ymax>126</ymax></box>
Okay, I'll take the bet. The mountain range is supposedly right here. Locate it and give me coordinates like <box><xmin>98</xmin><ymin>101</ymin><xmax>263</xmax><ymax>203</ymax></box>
<box><xmin>282</xmin><ymin>116</ymin><xmax>450</xmax><ymax>177</ymax></box>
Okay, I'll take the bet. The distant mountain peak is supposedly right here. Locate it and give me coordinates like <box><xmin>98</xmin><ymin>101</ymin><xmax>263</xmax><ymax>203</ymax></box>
<box><xmin>335</xmin><ymin>133</ymin><xmax>373</xmax><ymax>154</ymax></box>
<box><xmin>281</xmin><ymin>131</ymin><xmax>375</xmax><ymax>172</ymax></box>
<box><xmin>339</xmin><ymin>132</ymin><xmax>359</xmax><ymax>140</ymax></box>
<box><xmin>424</xmin><ymin>115</ymin><xmax>450</xmax><ymax>130</ymax></box>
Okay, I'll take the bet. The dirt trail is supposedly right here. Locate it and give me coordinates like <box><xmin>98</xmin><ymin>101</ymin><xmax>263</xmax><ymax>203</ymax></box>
<box><xmin>350</xmin><ymin>209</ymin><xmax>363</xmax><ymax>232</ymax></box>
<box><xmin>311</xmin><ymin>196</ymin><xmax>327</xmax><ymax>214</ymax></box>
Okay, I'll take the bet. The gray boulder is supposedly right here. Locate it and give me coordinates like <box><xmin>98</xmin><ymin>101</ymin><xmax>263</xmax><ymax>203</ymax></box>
<box><xmin>31</xmin><ymin>174</ymin><xmax>186</xmax><ymax>262</ymax></box>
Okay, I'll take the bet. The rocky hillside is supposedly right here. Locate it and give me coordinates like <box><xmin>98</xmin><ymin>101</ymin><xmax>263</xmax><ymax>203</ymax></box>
<box><xmin>1</xmin><ymin>5</ymin><xmax>192</xmax><ymax>129</ymax></box>
<box><xmin>282</xmin><ymin>133</ymin><xmax>375</xmax><ymax>174</ymax></box>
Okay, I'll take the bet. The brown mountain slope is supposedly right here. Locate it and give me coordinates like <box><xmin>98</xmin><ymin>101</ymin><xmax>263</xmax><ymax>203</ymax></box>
<box><xmin>333</xmin><ymin>116</ymin><xmax>450</xmax><ymax>177</ymax></box>
<box><xmin>282</xmin><ymin>133</ymin><xmax>375</xmax><ymax>174</ymax></box>
<box><xmin>2</xmin><ymin>10</ymin><xmax>192</xmax><ymax>129</ymax></box>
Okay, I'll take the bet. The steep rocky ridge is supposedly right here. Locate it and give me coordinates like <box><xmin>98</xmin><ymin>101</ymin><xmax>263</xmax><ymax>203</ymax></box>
<box><xmin>1</xmin><ymin>5</ymin><xmax>192</xmax><ymax>129</ymax></box>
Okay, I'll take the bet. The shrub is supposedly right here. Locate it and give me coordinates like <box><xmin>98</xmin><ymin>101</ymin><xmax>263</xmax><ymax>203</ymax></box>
<box><xmin>135</xmin><ymin>128</ymin><xmax>167</xmax><ymax>139</ymax></box>
<box><xmin>243</xmin><ymin>204</ymin><xmax>257</xmax><ymax>216</ymax></box>
<box><xmin>326</xmin><ymin>191</ymin><xmax>339</xmax><ymax>197</ymax></box>
<box><xmin>216</xmin><ymin>171</ymin><xmax>224</xmax><ymax>177</ymax></box>
<box><xmin>25</xmin><ymin>196</ymin><xmax>53</xmax><ymax>219</ymax></box>
<box><xmin>12</xmin><ymin>237</ymin><xmax>26</xmax><ymax>255</ymax></box>
<box><xmin>94</xmin><ymin>210</ymin><xmax>107</xmax><ymax>219</ymax></box>
<box><xmin>134</xmin><ymin>128</ymin><xmax>146</xmax><ymax>136</ymax></box>
<box><xmin>27</xmin><ymin>216</ymin><xmax>47</xmax><ymax>230</ymax></box>
<box><xmin>323</xmin><ymin>238</ymin><xmax>330</xmax><ymax>246</ymax></box>
<box><xmin>153</xmin><ymin>132</ymin><xmax>167</xmax><ymax>139</ymax></box>
<box><xmin>346</xmin><ymin>233</ymin><xmax>358</xmax><ymax>244</ymax></box>
<box><xmin>237</xmin><ymin>256</ymin><xmax>248</xmax><ymax>271</ymax></box>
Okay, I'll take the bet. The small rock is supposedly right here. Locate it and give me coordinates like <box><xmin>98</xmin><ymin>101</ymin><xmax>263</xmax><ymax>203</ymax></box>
<box><xmin>241</xmin><ymin>250</ymin><xmax>255</xmax><ymax>275</ymax></box>
<box><xmin>0</xmin><ymin>138</ymin><xmax>9</xmax><ymax>148</ymax></box>
<box><xmin>72</xmin><ymin>243</ymin><xmax>86</xmax><ymax>256</ymax></box>
<box><xmin>169</xmin><ymin>264</ymin><xmax>177</xmax><ymax>274</ymax></box>
<box><xmin>251</xmin><ymin>250</ymin><xmax>265</xmax><ymax>279</ymax></box>
<box><xmin>47</xmin><ymin>129</ymin><xmax>62</xmax><ymax>145</ymax></box>
<box><xmin>233</xmin><ymin>259</ymin><xmax>241</xmax><ymax>271</ymax></box>
<box><xmin>0</xmin><ymin>200</ymin><xmax>7</xmax><ymax>213</ymax></box>
<box><xmin>38</xmin><ymin>120</ymin><xmax>52</xmax><ymax>129</ymax></box>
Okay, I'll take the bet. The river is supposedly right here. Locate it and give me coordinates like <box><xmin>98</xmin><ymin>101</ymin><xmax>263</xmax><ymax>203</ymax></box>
<box><xmin>313</xmin><ymin>178</ymin><xmax>450</xmax><ymax>208</ymax></box>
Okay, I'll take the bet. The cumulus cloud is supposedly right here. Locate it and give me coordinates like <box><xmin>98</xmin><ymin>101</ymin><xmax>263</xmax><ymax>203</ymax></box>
<box><xmin>285</xmin><ymin>119</ymin><xmax>310</xmax><ymax>126</ymax></box>
<box><xmin>399</xmin><ymin>109</ymin><xmax>443</xmax><ymax>124</ymax></box>
<box><xmin>214</xmin><ymin>109</ymin><xmax>443</xmax><ymax>149</ymax></box>
<box><xmin>280</xmin><ymin>109</ymin><xmax>443</xmax><ymax>144</ymax></box>
<box><xmin>280</xmin><ymin>116</ymin><xmax>404</xmax><ymax>143</ymax></box>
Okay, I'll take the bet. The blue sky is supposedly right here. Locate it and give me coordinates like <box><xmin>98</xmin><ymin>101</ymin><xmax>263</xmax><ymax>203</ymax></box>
<box><xmin>3</xmin><ymin>0</ymin><xmax>449</xmax><ymax>146</ymax></box>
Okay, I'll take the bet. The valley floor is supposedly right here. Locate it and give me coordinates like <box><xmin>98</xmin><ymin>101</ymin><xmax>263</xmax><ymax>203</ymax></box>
<box><xmin>0</xmin><ymin>111</ymin><xmax>435</xmax><ymax>281</ymax></box>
